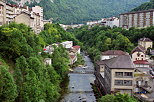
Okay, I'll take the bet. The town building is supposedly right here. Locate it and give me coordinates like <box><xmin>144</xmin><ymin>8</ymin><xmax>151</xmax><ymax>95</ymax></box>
<box><xmin>61</xmin><ymin>41</ymin><xmax>73</xmax><ymax>49</ymax></box>
<box><xmin>6</xmin><ymin>3</ymin><xmax>14</xmax><ymax>24</ymax></box>
<box><xmin>44</xmin><ymin>58</ymin><xmax>52</xmax><ymax>65</ymax></box>
<box><xmin>101</xmin><ymin>17</ymin><xmax>119</xmax><ymax>28</ymax></box>
<box><xmin>72</xmin><ymin>46</ymin><xmax>81</xmax><ymax>54</ymax></box>
<box><xmin>133</xmin><ymin>60</ymin><xmax>150</xmax><ymax>68</ymax></box>
<box><xmin>131</xmin><ymin>45</ymin><xmax>146</xmax><ymax>62</ymax></box>
<box><xmin>0</xmin><ymin>1</ymin><xmax>51</xmax><ymax>33</ymax></box>
<box><xmin>0</xmin><ymin>0</ymin><xmax>6</xmax><ymax>26</ymax></box>
<box><xmin>14</xmin><ymin>12</ymin><xmax>34</xmax><ymax>28</ymax></box>
<box><xmin>134</xmin><ymin>68</ymin><xmax>154</xmax><ymax>101</ymax></box>
<box><xmin>101</xmin><ymin>50</ymin><xmax>128</xmax><ymax>60</ymax></box>
<box><xmin>138</xmin><ymin>37</ymin><xmax>153</xmax><ymax>50</ymax></box>
<box><xmin>32</xmin><ymin>6</ymin><xmax>44</xmax><ymax>28</ymax></box>
<box><xmin>95</xmin><ymin>55</ymin><xmax>135</xmax><ymax>95</ymax></box>
<box><xmin>120</xmin><ymin>9</ymin><xmax>154</xmax><ymax>29</ymax></box>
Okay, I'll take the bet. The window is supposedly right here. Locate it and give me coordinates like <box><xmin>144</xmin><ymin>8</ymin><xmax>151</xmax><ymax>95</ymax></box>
<box><xmin>123</xmin><ymin>80</ymin><xmax>132</xmax><ymax>86</ymax></box>
<box><xmin>115</xmin><ymin>72</ymin><xmax>123</xmax><ymax>77</ymax></box>
<box><xmin>124</xmin><ymin>72</ymin><xmax>133</xmax><ymax>77</ymax></box>
<box><xmin>141</xmin><ymin>55</ymin><xmax>144</xmax><ymax>57</ymax></box>
<box><xmin>115</xmin><ymin>80</ymin><xmax>123</xmax><ymax>85</ymax></box>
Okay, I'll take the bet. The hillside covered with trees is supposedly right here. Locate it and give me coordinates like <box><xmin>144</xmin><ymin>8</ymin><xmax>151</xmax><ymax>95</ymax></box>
<box><xmin>131</xmin><ymin>0</ymin><xmax>154</xmax><ymax>11</ymax></box>
<box><xmin>0</xmin><ymin>23</ymin><xmax>81</xmax><ymax>102</ymax></box>
<box><xmin>26</xmin><ymin>0</ymin><xmax>149</xmax><ymax>24</ymax></box>
<box><xmin>69</xmin><ymin>26</ymin><xmax>154</xmax><ymax>61</ymax></box>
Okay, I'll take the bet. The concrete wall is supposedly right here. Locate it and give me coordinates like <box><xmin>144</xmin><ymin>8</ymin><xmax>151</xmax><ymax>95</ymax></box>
<box><xmin>14</xmin><ymin>13</ymin><xmax>31</xmax><ymax>26</ymax></box>
<box><xmin>139</xmin><ymin>41</ymin><xmax>153</xmax><ymax>50</ymax></box>
<box><xmin>0</xmin><ymin>1</ymin><xmax>6</xmax><ymax>26</ymax></box>
<box><xmin>111</xmin><ymin>69</ymin><xmax>134</xmax><ymax>95</ymax></box>
<box><xmin>120</xmin><ymin>11</ymin><xmax>154</xmax><ymax>29</ymax></box>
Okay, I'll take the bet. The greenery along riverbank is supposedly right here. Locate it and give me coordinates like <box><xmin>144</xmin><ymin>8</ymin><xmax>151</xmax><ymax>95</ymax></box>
<box><xmin>68</xmin><ymin>25</ymin><xmax>154</xmax><ymax>61</ymax></box>
<box><xmin>0</xmin><ymin>23</ymin><xmax>81</xmax><ymax>102</ymax></box>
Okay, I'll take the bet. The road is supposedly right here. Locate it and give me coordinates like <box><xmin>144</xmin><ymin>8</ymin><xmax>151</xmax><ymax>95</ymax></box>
<box><xmin>61</xmin><ymin>54</ymin><xmax>96</xmax><ymax>102</ymax></box>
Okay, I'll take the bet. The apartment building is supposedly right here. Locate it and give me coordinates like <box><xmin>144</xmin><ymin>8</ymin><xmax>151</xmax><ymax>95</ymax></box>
<box><xmin>95</xmin><ymin>55</ymin><xmax>135</xmax><ymax>95</ymax></box>
<box><xmin>0</xmin><ymin>1</ymin><xmax>49</xmax><ymax>33</ymax></box>
<box><xmin>32</xmin><ymin>6</ymin><xmax>44</xmax><ymax>28</ymax></box>
<box><xmin>120</xmin><ymin>9</ymin><xmax>154</xmax><ymax>29</ymax></box>
<box><xmin>0</xmin><ymin>0</ymin><xmax>6</xmax><ymax>26</ymax></box>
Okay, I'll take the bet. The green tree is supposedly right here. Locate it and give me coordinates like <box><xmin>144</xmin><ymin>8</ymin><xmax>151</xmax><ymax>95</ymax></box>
<box><xmin>98</xmin><ymin>94</ymin><xmax>115</xmax><ymax>102</ymax></box>
<box><xmin>0</xmin><ymin>65</ymin><xmax>17</xmax><ymax>102</ymax></box>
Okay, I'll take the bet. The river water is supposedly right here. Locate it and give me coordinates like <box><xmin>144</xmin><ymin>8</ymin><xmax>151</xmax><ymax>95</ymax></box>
<box><xmin>61</xmin><ymin>54</ymin><xmax>96</xmax><ymax>102</ymax></box>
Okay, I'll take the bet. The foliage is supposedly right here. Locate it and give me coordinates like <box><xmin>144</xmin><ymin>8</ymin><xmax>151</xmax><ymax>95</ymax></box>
<box><xmin>72</xmin><ymin>54</ymin><xmax>84</xmax><ymax>68</ymax></box>
<box><xmin>71</xmin><ymin>25</ymin><xmax>154</xmax><ymax>60</ymax></box>
<box><xmin>0</xmin><ymin>64</ymin><xmax>17</xmax><ymax>102</ymax></box>
<box><xmin>132</xmin><ymin>0</ymin><xmax>154</xmax><ymax>11</ymax></box>
<box><xmin>98</xmin><ymin>93</ymin><xmax>138</xmax><ymax>102</ymax></box>
<box><xmin>27</xmin><ymin>0</ymin><xmax>148</xmax><ymax>24</ymax></box>
<box><xmin>40</xmin><ymin>23</ymin><xmax>82</xmax><ymax>46</ymax></box>
<box><xmin>0</xmin><ymin>23</ymin><xmax>79</xmax><ymax>101</ymax></box>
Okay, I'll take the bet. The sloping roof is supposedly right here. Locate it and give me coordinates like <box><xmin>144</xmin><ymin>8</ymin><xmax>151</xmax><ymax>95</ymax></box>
<box><xmin>70</xmin><ymin>55</ymin><xmax>76</xmax><ymax>59</ymax></box>
<box><xmin>105</xmin><ymin>55</ymin><xmax>135</xmax><ymax>69</ymax></box>
<box><xmin>133</xmin><ymin>60</ymin><xmax>149</xmax><ymax>65</ymax></box>
<box><xmin>96</xmin><ymin>60</ymin><xmax>109</xmax><ymax>65</ymax></box>
<box><xmin>72</xmin><ymin>45</ymin><xmax>80</xmax><ymax>49</ymax></box>
<box><xmin>120</xmin><ymin>9</ymin><xmax>154</xmax><ymax>15</ymax></box>
<box><xmin>131</xmin><ymin>45</ymin><xmax>146</xmax><ymax>53</ymax></box>
<box><xmin>138</xmin><ymin>38</ymin><xmax>153</xmax><ymax>42</ymax></box>
<box><xmin>102</xmin><ymin>50</ymin><xmax>127</xmax><ymax>55</ymax></box>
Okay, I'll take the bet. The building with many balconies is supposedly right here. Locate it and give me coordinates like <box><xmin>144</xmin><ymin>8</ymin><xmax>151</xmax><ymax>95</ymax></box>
<box><xmin>120</xmin><ymin>9</ymin><xmax>154</xmax><ymax>29</ymax></box>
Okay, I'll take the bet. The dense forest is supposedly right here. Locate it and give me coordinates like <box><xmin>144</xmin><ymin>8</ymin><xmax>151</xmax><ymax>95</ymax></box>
<box><xmin>26</xmin><ymin>0</ymin><xmax>149</xmax><ymax>24</ymax></box>
<box><xmin>0</xmin><ymin>23</ymin><xmax>81</xmax><ymax>102</ymax></box>
<box><xmin>132</xmin><ymin>0</ymin><xmax>154</xmax><ymax>11</ymax></box>
<box><xmin>69</xmin><ymin>26</ymin><xmax>154</xmax><ymax>61</ymax></box>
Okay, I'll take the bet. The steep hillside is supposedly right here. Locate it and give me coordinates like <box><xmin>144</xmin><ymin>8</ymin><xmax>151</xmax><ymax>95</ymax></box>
<box><xmin>9</xmin><ymin>0</ymin><xmax>149</xmax><ymax>24</ymax></box>
<box><xmin>131</xmin><ymin>0</ymin><xmax>154</xmax><ymax>11</ymax></box>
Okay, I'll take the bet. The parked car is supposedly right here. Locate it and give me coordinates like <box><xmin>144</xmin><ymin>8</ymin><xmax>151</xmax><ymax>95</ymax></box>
<box><xmin>83</xmin><ymin>66</ymin><xmax>88</xmax><ymax>69</ymax></box>
<box><xmin>149</xmin><ymin>70</ymin><xmax>154</xmax><ymax>78</ymax></box>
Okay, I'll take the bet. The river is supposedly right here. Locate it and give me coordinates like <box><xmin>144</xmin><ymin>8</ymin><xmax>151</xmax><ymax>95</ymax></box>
<box><xmin>61</xmin><ymin>53</ymin><xmax>96</xmax><ymax>102</ymax></box>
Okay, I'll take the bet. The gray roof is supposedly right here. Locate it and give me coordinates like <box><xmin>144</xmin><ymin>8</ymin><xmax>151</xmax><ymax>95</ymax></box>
<box><xmin>120</xmin><ymin>9</ymin><xmax>154</xmax><ymax>15</ymax></box>
<box><xmin>105</xmin><ymin>55</ymin><xmax>135</xmax><ymax>69</ymax></box>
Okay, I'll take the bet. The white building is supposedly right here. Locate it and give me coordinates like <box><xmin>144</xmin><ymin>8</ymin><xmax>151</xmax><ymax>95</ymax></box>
<box><xmin>101</xmin><ymin>50</ymin><xmax>127</xmax><ymax>60</ymax></box>
<box><xmin>61</xmin><ymin>41</ymin><xmax>73</xmax><ymax>49</ymax></box>
<box><xmin>102</xmin><ymin>17</ymin><xmax>119</xmax><ymax>28</ymax></box>
<box><xmin>44</xmin><ymin>58</ymin><xmax>52</xmax><ymax>65</ymax></box>
<box><xmin>32</xmin><ymin>6</ymin><xmax>44</xmax><ymax>28</ymax></box>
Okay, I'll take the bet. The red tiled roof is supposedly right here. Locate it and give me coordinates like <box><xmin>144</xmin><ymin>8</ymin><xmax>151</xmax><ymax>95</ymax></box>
<box><xmin>70</xmin><ymin>55</ymin><xmax>76</xmax><ymax>59</ymax></box>
<box><xmin>102</xmin><ymin>50</ymin><xmax>127</xmax><ymax>55</ymax></box>
<box><xmin>131</xmin><ymin>45</ymin><xmax>146</xmax><ymax>54</ymax></box>
<box><xmin>138</xmin><ymin>38</ymin><xmax>152</xmax><ymax>42</ymax></box>
<box><xmin>72</xmin><ymin>45</ymin><xmax>80</xmax><ymax>49</ymax></box>
<box><xmin>133</xmin><ymin>60</ymin><xmax>149</xmax><ymax>65</ymax></box>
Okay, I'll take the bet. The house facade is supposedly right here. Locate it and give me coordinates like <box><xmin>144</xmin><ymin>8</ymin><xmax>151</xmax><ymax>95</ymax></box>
<box><xmin>131</xmin><ymin>45</ymin><xmax>146</xmax><ymax>62</ymax></box>
<box><xmin>14</xmin><ymin>12</ymin><xmax>34</xmax><ymax>27</ymax></box>
<box><xmin>138</xmin><ymin>37</ymin><xmax>153</xmax><ymax>50</ymax></box>
<box><xmin>102</xmin><ymin>17</ymin><xmax>119</xmax><ymax>28</ymax></box>
<box><xmin>95</xmin><ymin>55</ymin><xmax>135</xmax><ymax>95</ymax></box>
<box><xmin>120</xmin><ymin>9</ymin><xmax>154</xmax><ymax>29</ymax></box>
